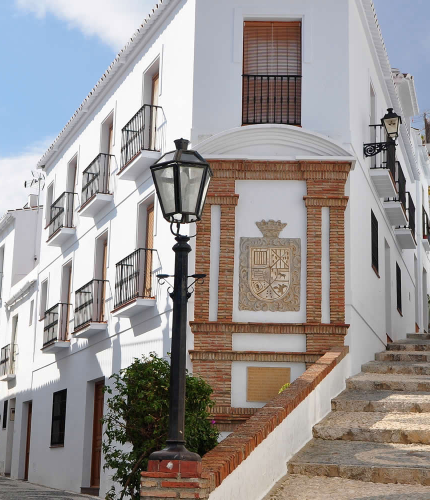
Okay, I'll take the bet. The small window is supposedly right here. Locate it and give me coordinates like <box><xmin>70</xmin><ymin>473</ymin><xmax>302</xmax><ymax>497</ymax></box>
<box><xmin>396</xmin><ymin>263</ymin><xmax>402</xmax><ymax>314</ymax></box>
<box><xmin>371</xmin><ymin>211</ymin><xmax>379</xmax><ymax>274</ymax></box>
<box><xmin>51</xmin><ymin>389</ymin><xmax>67</xmax><ymax>446</ymax></box>
<box><xmin>29</xmin><ymin>300</ymin><xmax>34</xmax><ymax>326</ymax></box>
<box><xmin>40</xmin><ymin>279</ymin><xmax>48</xmax><ymax>319</ymax></box>
<box><xmin>2</xmin><ymin>400</ymin><xmax>8</xmax><ymax>429</ymax></box>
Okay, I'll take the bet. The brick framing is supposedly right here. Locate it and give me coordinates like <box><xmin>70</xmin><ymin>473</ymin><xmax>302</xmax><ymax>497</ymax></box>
<box><xmin>192</xmin><ymin>159</ymin><xmax>352</xmax><ymax>417</ymax></box>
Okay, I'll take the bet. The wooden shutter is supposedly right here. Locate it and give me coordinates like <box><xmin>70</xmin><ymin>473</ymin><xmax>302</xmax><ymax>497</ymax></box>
<box><xmin>396</xmin><ymin>263</ymin><xmax>402</xmax><ymax>313</ymax></box>
<box><xmin>371</xmin><ymin>211</ymin><xmax>379</xmax><ymax>273</ymax></box>
<box><xmin>242</xmin><ymin>21</ymin><xmax>302</xmax><ymax>125</ymax></box>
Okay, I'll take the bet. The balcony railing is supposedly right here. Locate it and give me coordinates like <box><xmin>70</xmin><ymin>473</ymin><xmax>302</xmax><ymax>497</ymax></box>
<box><xmin>81</xmin><ymin>153</ymin><xmax>113</xmax><ymax>206</ymax></box>
<box><xmin>48</xmin><ymin>192</ymin><xmax>75</xmax><ymax>238</ymax></box>
<box><xmin>0</xmin><ymin>344</ymin><xmax>15</xmax><ymax>377</ymax></box>
<box><xmin>43</xmin><ymin>303</ymin><xmax>70</xmax><ymax>347</ymax></box>
<box><xmin>397</xmin><ymin>164</ymin><xmax>407</xmax><ymax>210</ymax></box>
<box><xmin>120</xmin><ymin>104</ymin><xmax>163</xmax><ymax>169</ymax></box>
<box><xmin>406</xmin><ymin>192</ymin><xmax>416</xmax><ymax>239</ymax></box>
<box><xmin>114</xmin><ymin>248</ymin><xmax>155</xmax><ymax>309</ymax></box>
<box><xmin>423</xmin><ymin>208</ymin><xmax>430</xmax><ymax>240</ymax></box>
<box><xmin>242</xmin><ymin>75</ymin><xmax>302</xmax><ymax>126</ymax></box>
<box><xmin>75</xmin><ymin>279</ymin><xmax>107</xmax><ymax>331</ymax></box>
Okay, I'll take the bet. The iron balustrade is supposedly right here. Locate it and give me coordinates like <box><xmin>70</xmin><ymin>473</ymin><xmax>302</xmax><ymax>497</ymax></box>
<box><xmin>406</xmin><ymin>192</ymin><xmax>416</xmax><ymax>239</ymax></box>
<box><xmin>74</xmin><ymin>279</ymin><xmax>107</xmax><ymax>330</ymax></box>
<box><xmin>397</xmin><ymin>164</ymin><xmax>407</xmax><ymax>210</ymax></box>
<box><xmin>242</xmin><ymin>75</ymin><xmax>302</xmax><ymax>126</ymax></box>
<box><xmin>81</xmin><ymin>153</ymin><xmax>113</xmax><ymax>206</ymax></box>
<box><xmin>0</xmin><ymin>344</ymin><xmax>15</xmax><ymax>377</ymax></box>
<box><xmin>48</xmin><ymin>192</ymin><xmax>75</xmax><ymax>238</ymax></box>
<box><xmin>423</xmin><ymin>208</ymin><xmax>430</xmax><ymax>240</ymax></box>
<box><xmin>43</xmin><ymin>303</ymin><xmax>70</xmax><ymax>347</ymax></box>
<box><xmin>114</xmin><ymin>248</ymin><xmax>155</xmax><ymax>309</ymax></box>
<box><xmin>120</xmin><ymin>104</ymin><xmax>163</xmax><ymax>169</ymax></box>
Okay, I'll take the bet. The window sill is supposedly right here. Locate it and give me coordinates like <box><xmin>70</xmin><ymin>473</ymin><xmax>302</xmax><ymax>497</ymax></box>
<box><xmin>371</xmin><ymin>264</ymin><xmax>380</xmax><ymax>278</ymax></box>
<box><xmin>397</xmin><ymin>308</ymin><xmax>403</xmax><ymax>317</ymax></box>
<box><xmin>49</xmin><ymin>444</ymin><xmax>64</xmax><ymax>448</ymax></box>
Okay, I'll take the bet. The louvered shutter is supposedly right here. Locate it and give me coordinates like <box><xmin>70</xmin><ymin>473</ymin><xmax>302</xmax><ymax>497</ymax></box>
<box><xmin>242</xmin><ymin>21</ymin><xmax>302</xmax><ymax>125</ymax></box>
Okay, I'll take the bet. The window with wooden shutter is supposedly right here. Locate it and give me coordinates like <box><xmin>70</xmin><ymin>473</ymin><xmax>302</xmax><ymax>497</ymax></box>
<box><xmin>242</xmin><ymin>21</ymin><xmax>302</xmax><ymax>125</ymax></box>
<box><xmin>371</xmin><ymin>211</ymin><xmax>379</xmax><ymax>274</ymax></box>
<box><xmin>396</xmin><ymin>263</ymin><xmax>402</xmax><ymax>314</ymax></box>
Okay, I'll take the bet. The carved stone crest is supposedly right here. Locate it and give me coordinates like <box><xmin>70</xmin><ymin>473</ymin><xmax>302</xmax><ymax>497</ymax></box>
<box><xmin>239</xmin><ymin>220</ymin><xmax>301</xmax><ymax>312</ymax></box>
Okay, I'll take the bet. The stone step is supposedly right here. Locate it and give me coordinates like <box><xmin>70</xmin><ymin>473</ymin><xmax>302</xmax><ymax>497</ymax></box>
<box><xmin>408</xmin><ymin>333</ymin><xmax>430</xmax><ymax>340</ymax></box>
<box><xmin>331</xmin><ymin>390</ymin><xmax>430</xmax><ymax>413</ymax></box>
<box><xmin>376</xmin><ymin>351</ymin><xmax>430</xmax><ymax>362</ymax></box>
<box><xmin>313</xmin><ymin>410</ymin><xmax>430</xmax><ymax>444</ymax></box>
<box><xmin>287</xmin><ymin>439</ymin><xmax>430</xmax><ymax>486</ymax></box>
<box><xmin>362</xmin><ymin>360</ymin><xmax>430</xmax><ymax>375</ymax></box>
<box><xmin>347</xmin><ymin>372</ymin><xmax>430</xmax><ymax>392</ymax></box>
<box><xmin>268</xmin><ymin>474</ymin><xmax>430</xmax><ymax>499</ymax></box>
<box><xmin>388</xmin><ymin>339</ymin><xmax>430</xmax><ymax>352</ymax></box>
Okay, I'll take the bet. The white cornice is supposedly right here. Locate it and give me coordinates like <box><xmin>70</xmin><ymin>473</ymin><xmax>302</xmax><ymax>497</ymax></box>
<box><xmin>37</xmin><ymin>0</ymin><xmax>177</xmax><ymax>170</ymax></box>
<box><xmin>0</xmin><ymin>213</ymin><xmax>14</xmax><ymax>235</ymax></box>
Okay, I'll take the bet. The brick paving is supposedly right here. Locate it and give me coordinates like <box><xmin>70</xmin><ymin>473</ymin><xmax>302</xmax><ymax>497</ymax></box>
<box><xmin>0</xmin><ymin>476</ymin><xmax>99</xmax><ymax>499</ymax></box>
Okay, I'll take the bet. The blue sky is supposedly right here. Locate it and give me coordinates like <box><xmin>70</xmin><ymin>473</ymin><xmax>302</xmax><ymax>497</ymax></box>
<box><xmin>0</xmin><ymin>0</ymin><xmax>428</xmax><ymax>212</ymax></box>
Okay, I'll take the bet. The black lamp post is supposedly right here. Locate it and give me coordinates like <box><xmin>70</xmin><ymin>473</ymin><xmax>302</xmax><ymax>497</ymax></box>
<box><xmin>148</xmin><ymin>139</ymin><xmax>213</xmax><ymax>463</ymax></box>
<box><xmin>364</xmin><ymin>108</ymin><xmax>402</xmax><ymax>158</ymax></box>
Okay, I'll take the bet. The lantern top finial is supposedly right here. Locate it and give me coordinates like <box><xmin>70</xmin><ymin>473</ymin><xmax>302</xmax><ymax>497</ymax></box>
<box><xmin>174</xmin><ymin>138</ymin><xmax>190</xmax><ymax>151</ymax></box>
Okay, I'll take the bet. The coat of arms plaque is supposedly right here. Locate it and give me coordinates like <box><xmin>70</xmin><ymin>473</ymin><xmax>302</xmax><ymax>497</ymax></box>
<box><xmin>239</xmin><ymin>220</ymin><xmax>301</xmax><ymax>312</ymax></box>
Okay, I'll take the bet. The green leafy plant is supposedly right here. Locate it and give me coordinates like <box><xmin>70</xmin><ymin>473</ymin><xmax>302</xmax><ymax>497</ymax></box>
<box><xmin>102</xmin><ymin>353</ymin><xmax>219</xmax><ymax>500</ymax></box>
<box><xmin>278</xmin><ymin>382</ymin><xmax>291</xmax><ymax>394</ymax></box>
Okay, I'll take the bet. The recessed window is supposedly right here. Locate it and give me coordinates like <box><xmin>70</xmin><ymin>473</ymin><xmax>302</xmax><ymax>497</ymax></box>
<box><xmin>29</xmin><ymin>300</ymin><xmax>34</xmax><ymax>326</ymax></box>
<box><xmin>51</xmin><ymin>389</ymin><xmax>67</xmax><ymax>446</ymax></box>
<box><xmin>396</xmin><ymin>263</ymin><xmax>402</xmax><ymax>314</ymax></box>
<box><xmin>242</xmin><ymin>21</ymin><xmax>302</xmax><ymax>125</ymax></box>
<box><xmin>40</xmin><ymin>279</ymin><xmax>48</xmax><ymax>319</ymax></box>
<box><xmin>2</xmin><ymin>400</ymin><xmax>8</xmax><ymax>429</ymax></box>
<box><xmin>371</xmin><ymin>211</ymin><xmax>379</xmax><ymax>274</ymax></box>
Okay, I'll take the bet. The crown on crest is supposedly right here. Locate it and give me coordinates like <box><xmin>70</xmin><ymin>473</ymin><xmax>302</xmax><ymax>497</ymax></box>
<box><xmin>255</xmin><ymin>220</ymin><xmax>287</xmax><ymax>238</ymax></box>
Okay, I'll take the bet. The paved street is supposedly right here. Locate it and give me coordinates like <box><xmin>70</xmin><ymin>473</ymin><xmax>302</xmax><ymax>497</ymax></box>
<box><xmin>0</xmin><ymin>476</ymin><xmax>100</xmax><ymax>499</ymax></box>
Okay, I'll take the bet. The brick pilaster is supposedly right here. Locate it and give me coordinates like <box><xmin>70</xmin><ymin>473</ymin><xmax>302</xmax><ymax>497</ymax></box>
<box><xmin>306</xmin><ymin>205</ymin><xmax>322</xmax><ymax>323</ymax></box>
<box><xmin>217</xmin><ymin>205</ymin><xmax>235</xmax><ymax>321</ymax></box>
<box><xmin>330</xmin><ymin>207</ymin><xmax>346</xmax><ymax>323</ymax></box>
<box><xmin>195</xmin><ymin>203</ymin><xmax>211</xmax><ymax>321</ymax></box>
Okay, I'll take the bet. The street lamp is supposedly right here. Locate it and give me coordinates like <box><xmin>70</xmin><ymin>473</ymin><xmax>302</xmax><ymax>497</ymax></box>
<box><xmin>148</xmin><ymin>139</ymin><xmax>213</xmax><ymax>463</ymax></box>
<box><xmin>364</xmin><ymin>108</ymin><xmax>402</xmax><ymax>157</ymax></box>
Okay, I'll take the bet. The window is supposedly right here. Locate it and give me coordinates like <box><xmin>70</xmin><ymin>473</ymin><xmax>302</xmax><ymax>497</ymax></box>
<box><xmin>45</xmin><ymin>183</ymin><xmax>54</xmax><ymax>226</ymax></box>
<box><xmin>2</xmin><ymin>400</ymin><xmax>8</xmax><ymax>429</ymax></box>
<box><xmin>242</xmin><ymin>21</ymin><xmax>302</xmax><ymax>125</ymax></box>
<box><xmin>51</xmin><ymin>389</ymin><xmax>67</xmax><ymax>446</ymax></box>
<box><xmin>371</xmin><ymin>211</ymin><xmax>379</xmax><ymax>274</ymax></box>
<box><xmin>396</xmin><ymin>263</ymin><xmax>402</xmax><ymax>314</ymax></box>
<box><xmin>40</xmin><ymin>279</ymin><xmax>48</xmax><ymax>319</ymax></box>
<box><xmin>0</xmin><ymin>245</ymin><xmax>4</xmax><ymax>301</ymax></box>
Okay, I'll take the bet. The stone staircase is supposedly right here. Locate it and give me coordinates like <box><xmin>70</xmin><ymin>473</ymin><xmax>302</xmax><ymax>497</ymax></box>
<box><xmin>268</xmin><ymin>334</ymin><xmax>430</xmax><ymax>499</ymax></box>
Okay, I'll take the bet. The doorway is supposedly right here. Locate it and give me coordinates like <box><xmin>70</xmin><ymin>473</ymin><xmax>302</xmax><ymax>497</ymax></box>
<box><xmin>90</xmin><ymin>381</ymin><xmax>105</xmax><ymax>491</ymax></box>
<box><xmin>61</xmin><ymin>262</ymin><xmax>73</xmax><ymax>338</ymax></box>
<box><xmin>95</xmin><ymin>233</ymin><xmax>108</xmax><ymax>322</ymax></box>
<box><xmin>5</xmin><ymin>398</ymin><xmax>16</xmax><ymax>476</ymax></box>
<box><xmin>384</xmin><ymin>240</ymin><xmax>392</xmax><ymax>338</ymax></box>
<box><xmin>24</xmin><ymin>402</ymin><xmax>32</xmax><ymax>481</ymax></box>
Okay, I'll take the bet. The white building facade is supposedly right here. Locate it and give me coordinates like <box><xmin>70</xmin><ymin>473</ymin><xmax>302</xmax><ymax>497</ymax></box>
<box><xmin>0</xmin><ymin>0</ymin><xmax>430</xmax><ymax>497</ymax></box>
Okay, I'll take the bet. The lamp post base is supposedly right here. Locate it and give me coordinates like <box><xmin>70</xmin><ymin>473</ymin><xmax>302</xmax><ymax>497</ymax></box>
<box><xmin>148</xmin><ymin>443</ymin><xmax>201</xmax><ymax>462</ymax></box>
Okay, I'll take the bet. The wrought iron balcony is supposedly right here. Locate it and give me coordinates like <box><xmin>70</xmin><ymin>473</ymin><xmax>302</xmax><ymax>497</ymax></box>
<box><xmin>112</xmin><ymin>248</ymin><xmax>156</xmax><ymax>317</ymax></box>
<box><xmin>423</xmin><ymin>208</ymin><xmax>430</xmax><ymax>252</ymax></box>
<box><xmin>47</xmin><ymin>192</ymin><xmax>75</xmax><ymax>241</ymax></box>
<box><xmin>242</xmin><ymin>74</ymin><xmax>302</xmax><ymax>126</ymax></box>
<box><xmin>81</xmin><ymin>153</ymin><xmax>113</xmax><ymax>208</ymax></box>
<box><xmin>42</xmin><ymin>303</ymin><xmax>70</xmax><ymax>351</ymax></box>
<box><xmin>0</xmin><ymin>344</ymin><xmax>16</xmax><ymax>381</ymax></box>
<box><xmin>394</xmin><ymin>192</ymin><xmax>416</xmax><ymax>250</ymax></box>
<box><xmin>74</xmin><ymin>279</ymin><xmax>108</xmax><ymax>336</ymax></box>
<box><xmin>120</xmin><ymin>104</ymin><xmax>163</xmax><ymax>173</ymax></box>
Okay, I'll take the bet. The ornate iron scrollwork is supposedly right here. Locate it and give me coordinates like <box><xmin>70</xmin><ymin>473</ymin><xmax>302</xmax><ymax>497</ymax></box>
<box><xmin>363</xmin><ymin>141</ymin><xmax>392</xmax><ymax>157</ymax></box>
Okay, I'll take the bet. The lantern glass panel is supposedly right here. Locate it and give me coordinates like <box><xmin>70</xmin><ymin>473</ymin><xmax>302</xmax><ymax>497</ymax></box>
<box><xmin>179</xmin><ymin>152</ymin><xmax>204</xmax><ymax>164</ymax></box>
<box><xmin>153</xmin><ymin>165</ymin><xmax>176</xmax><ymax>215</ymax></box>
<box><xmin>383</xmin><ymin>118</ymin><xmax>399</xmax><ymax>138</ymax></box>
<box><xmin>179</xmin><ymin>165</ymin><xmax>205</xmax><ymax>214</ymax></box>
<box><xmin>197</xmin><ymin>172</ymin><xmax>211</xmax><ymax>218</ymax></box>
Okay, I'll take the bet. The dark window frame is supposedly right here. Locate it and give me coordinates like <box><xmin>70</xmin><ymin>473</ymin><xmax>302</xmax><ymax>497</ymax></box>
<box><xmin>2</xmin><ymin>400</ymin><xmax>8</xmax><ymax>429</ymax></box>
<box><xmin>50</xmin><ymin>389</ymin><xmax>67</xmax><ymax>446</ymax></box>
<box><xmin>371</xmin><ymin>210</ymin><xmax>379</xmax><ymax>275</ymax></box>
<box><xmin>396</xmin><ymin>262</ymin><xmax>402</xmax><ymax>314</ymax></box>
